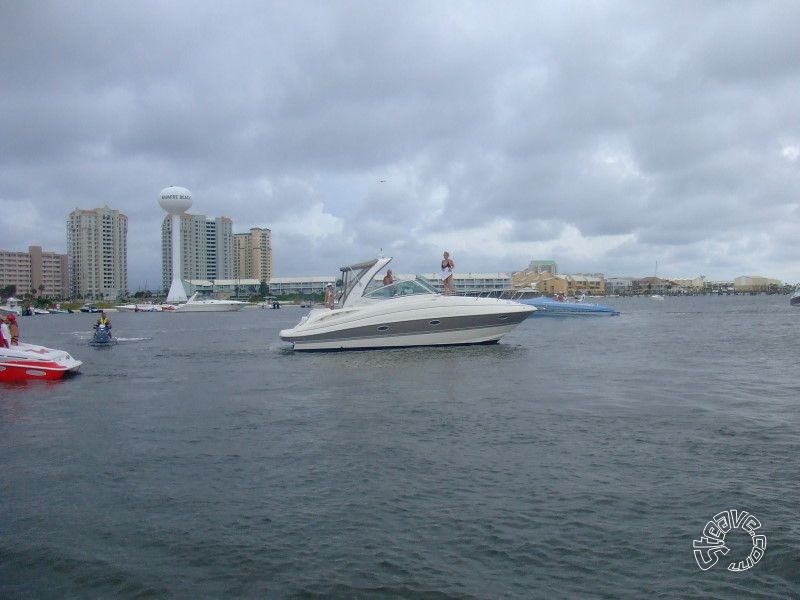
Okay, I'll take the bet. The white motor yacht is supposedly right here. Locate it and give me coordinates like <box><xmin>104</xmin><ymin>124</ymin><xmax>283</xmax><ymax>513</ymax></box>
<box><xmin>115</xmin><ymin>302</ymin><xmax>163</xmax><ymax>312</ymax></box>
<box><xmin>170</xmin><ymin>292</ymin><xmax>245</xmax><ymax>312</ymax></box>
<box><xmin>280</xmin><ymin>257</ymin><xmax>536</xmax><ymax>351</ymax></box>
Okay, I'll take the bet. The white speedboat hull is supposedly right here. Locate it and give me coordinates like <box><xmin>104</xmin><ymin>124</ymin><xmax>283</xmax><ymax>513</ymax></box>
<box><xmin>280</xmin><ymin>296</ymin><xmax>534</xmax><ymax>351</ymax></box>
<box><xmin>284</xmin><ymin>321</ymin><xmax>526</xmax><ymax>350</ymax></box>
<box><xmin>0</xmin><ymin>342</ymin><xmax>82</xmax><ymax>382</ymax></box>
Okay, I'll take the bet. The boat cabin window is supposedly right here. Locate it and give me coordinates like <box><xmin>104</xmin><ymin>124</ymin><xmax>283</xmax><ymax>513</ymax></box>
<box><xmin>364</xmin><ymin>279</ymin><xmax>434</xmax><ymax>300</ymax></box>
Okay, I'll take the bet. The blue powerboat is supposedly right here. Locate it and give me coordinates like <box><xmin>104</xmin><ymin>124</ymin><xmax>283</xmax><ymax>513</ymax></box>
<box><xmin>518</xmin><ymin>296</ymin><xmax>620</xmax><ymax>316</ymax></box>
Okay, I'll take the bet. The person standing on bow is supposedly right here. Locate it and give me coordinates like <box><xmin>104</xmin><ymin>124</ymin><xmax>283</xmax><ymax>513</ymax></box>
<box><xmin>440</xmin><ymin>251</ymin><xmax>455</xmax><ymax>295</ymax></box>
<box><xmin>324</xmin><ymin>283</ymin><xmax>336</xmax><ymax>309</ymax></box>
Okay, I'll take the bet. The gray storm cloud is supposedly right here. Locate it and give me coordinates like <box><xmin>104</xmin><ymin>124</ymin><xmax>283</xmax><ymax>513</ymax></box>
<box><xmin>1</xmin><ymin>0</ymin><xmax>799</xmax><ymax>287</ymax></box>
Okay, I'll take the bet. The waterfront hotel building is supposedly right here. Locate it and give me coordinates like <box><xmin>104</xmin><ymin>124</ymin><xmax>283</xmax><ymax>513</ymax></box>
<box><xmin>0</xmin><ymin>245</ymin><xmax>69</xmax><ymax>298</ymax></box>
<box><xmin>67</xmin><ymin>206</ymin><xmax>128</xmax><ymax>300</ymax></box>
<box><xmin>233</xmin><ymin>227</ymin><xmax>273</xmax><ymax>283</ymax></box>
<box><xmin>161</xmin><ymin>213</ymin><xmax>234</xmax><ymax>293</ymax></box>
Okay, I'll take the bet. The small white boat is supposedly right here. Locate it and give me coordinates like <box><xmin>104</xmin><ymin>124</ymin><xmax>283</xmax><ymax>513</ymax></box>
<box><xmin>115</xmin><ymin>303</ymin><xmax>163</xmax><ymax>312</ymax></box>
<box><xmin>0</xmin><ymin>297</ymin><xmax>23</xmax><ymax>316</ymax></box>
<box><xmin>259</xmin><ymin>298</ymin><xmax>281</xmax><ymax>309</ymax></box>
<box><xmin>0</xmin><ymin>342</ymin><xmax>82</xmax><ymax>382</ymax></box>
<box><xmin>280</xmin><ymin>257</ymin><xmax>535</xmax><ymax>351</ymax></box>
<box><xmin>168</xmin><ymin>292</ymin><xmax>245</xmax><ymax>313</ymax></box>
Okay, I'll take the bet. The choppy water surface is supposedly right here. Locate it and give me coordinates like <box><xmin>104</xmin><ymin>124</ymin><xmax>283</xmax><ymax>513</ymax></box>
<box><xmin>2</xmin><ymin>296</ymin><xmax>799</xmax><ymax>598</ymax></box>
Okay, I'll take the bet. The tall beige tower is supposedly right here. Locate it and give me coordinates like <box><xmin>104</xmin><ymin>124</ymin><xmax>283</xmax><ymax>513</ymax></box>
<box><xmin>161</xmin><ymin>213</ymin><xmax>234</xmax><ymax>291</ymax></box>
<box><xmin>67</xmin><ymin>206</ymin><xmax>128</xmax><ymax>300</ymax></box>
<box><xmin>233</xmin><ymin>228</ymin><xmax>273</xmax><ymax>282</ymax></box>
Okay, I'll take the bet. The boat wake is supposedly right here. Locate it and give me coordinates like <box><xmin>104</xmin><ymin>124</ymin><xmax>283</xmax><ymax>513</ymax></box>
<box><xmin>72</xmin><ymin>332</ymin><xmax>149</xmax><ymax>343</ymax></box>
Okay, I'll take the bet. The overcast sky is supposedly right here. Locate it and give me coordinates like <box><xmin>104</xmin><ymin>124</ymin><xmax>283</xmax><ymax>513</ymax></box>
<box><xmin>2</xmin><ymin>1</ymin><xmax>800</xmax><ymax>289</ymax></box>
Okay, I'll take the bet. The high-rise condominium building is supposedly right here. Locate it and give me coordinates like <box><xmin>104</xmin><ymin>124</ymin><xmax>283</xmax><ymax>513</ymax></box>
<box><xmin>67</xmin><ymin>206</ymin><xmax>128</xmax><ymax>300</ymax></box>
<box><xmin>0</xmin><ymin>245</ymin><xmax>69</xmax><ymax>298</ymax></box>
<box><xmin>161</xmin><ymin>214</ymin><xmax>233</xmax><ymax>291</ymax></box>
<box><xmin>528</xmin><ymin>260</ymin><xmax>558</xmax><ymax>275</ymax></box>
<box><xmin>233</xmin><ymin>228</ymin><xmax>273</xmax><ymax>282</ymax></box>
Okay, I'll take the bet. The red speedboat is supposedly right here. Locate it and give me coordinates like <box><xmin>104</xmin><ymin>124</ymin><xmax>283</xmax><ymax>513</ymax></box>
<box><xmin>0</xmin><ymin>342</ymin><xmax>83</xmax><ymax>382</ymax></box>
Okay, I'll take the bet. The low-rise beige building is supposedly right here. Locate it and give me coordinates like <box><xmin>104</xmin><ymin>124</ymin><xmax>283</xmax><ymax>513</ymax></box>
<box><xmin>0</xmin><ymin>245</ymin><xmax>69</xmax><ymax>298</ymax></box>
<box><xmin>670</xmin><ymin>276</ymin><xmax>706</xmax><ymax>293</ymax></box>
<box><xmin>733</xmin><ymin>275</ymin><xmax>782</xmax><ymax>292</ymax></box>
<box><xmin>512</xmin><ymin>271</ymin><xmax>605</xmax><ymax>296</ymax></box>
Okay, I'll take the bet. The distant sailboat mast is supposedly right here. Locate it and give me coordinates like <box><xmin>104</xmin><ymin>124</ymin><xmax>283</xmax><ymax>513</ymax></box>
<box><xmin>651</xmin><ymin>260</ymin><xmax>664</xmax><ymax>300</ymax></box>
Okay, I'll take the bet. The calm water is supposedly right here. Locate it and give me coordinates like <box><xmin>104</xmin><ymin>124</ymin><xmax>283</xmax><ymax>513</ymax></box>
<box><xmin>1</xmin><ymin>296</ymin><xmax>799</xmax><ymax>598</ymax></box>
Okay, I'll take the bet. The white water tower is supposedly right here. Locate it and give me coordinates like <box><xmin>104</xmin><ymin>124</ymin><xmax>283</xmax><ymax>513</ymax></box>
<box><xmin>159</xmin><ymin>186</ymin><xmax>193</xmax><ymax>302</ymax></box>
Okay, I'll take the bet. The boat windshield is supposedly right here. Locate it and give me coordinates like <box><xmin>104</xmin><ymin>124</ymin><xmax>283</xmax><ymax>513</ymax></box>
<box><xmin>363</xmin><ymin>278</ymin><xmax>436</xmax><ymax>300</ymax></box>
<box><xmin>339</xmin><ymin>260</ymin><xmax>379</xmax><ymax>306</ymax></box>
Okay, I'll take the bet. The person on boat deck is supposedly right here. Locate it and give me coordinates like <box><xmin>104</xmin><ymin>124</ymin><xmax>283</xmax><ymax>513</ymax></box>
<box><xmin>440</xmin><ymin>251</ymin><xmax>455</xmax><ymax>295</ymax></box>
<box><xmin>0</xmin><ymin>316</ymin><xmax>9</xmax><ymax>348</ymax></box>
<box><xmin>324</xmin><ymin>283</ymin><xmax>336</xmax><ymax>309</ymax></box>
<box><xmin>95</xmin><ymin>311</ymin><xmax>112</xmax><ymax>336</ymax></box>
<box><xmin>382</xmin><ymin>269</ymin><xmax>394</xmax><ymax>286</ymax></box>
<box><xmin>6</xmin><ymin>313</ymin><xmax>19</xmax><ymax>345</ymax></box>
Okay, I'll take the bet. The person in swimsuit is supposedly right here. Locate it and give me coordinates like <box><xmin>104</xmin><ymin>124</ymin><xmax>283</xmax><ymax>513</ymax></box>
<box><xmin>324</xmin><ymin>283</ymin><xmax>336</xmax><ymax>309</ymax></box>
<box><xmin>440</xmin><ymin>251</ymin><xmax>454</xmax><ymax>295</ymax></box>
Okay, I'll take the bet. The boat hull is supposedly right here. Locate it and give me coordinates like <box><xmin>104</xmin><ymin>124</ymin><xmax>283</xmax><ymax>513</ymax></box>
<box><xmin>115</xmin><ymin>304</ymin><xmax>163</xmax><ymax>312</ymax></box>
<box><xmin>172</xmin><ymin>302</ymin><xmax>243</xmax><ymax>312</ymax></box>
<box><xmin>280</xmin><ymin>298</ymin><xmax>534</xmax><ymax>351</ymax></box>
<box><xmin>167</xmin><ymin>292</ymin><xmax>245</xmax><ymax>312</ymax></box>
<box><xmin>519</xmin><ymin>298</ymin><xmax>619</xmax><ymax>316</ymax></box>
<box><xmin>89</xmin><ymin>327</ymin><xmax>115</xmax><ymax>347</ymax></box>
<box><xmin>0</xmin><ymin>343</ymin><xmax>82</xmax><ymax>382</ymax></box>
